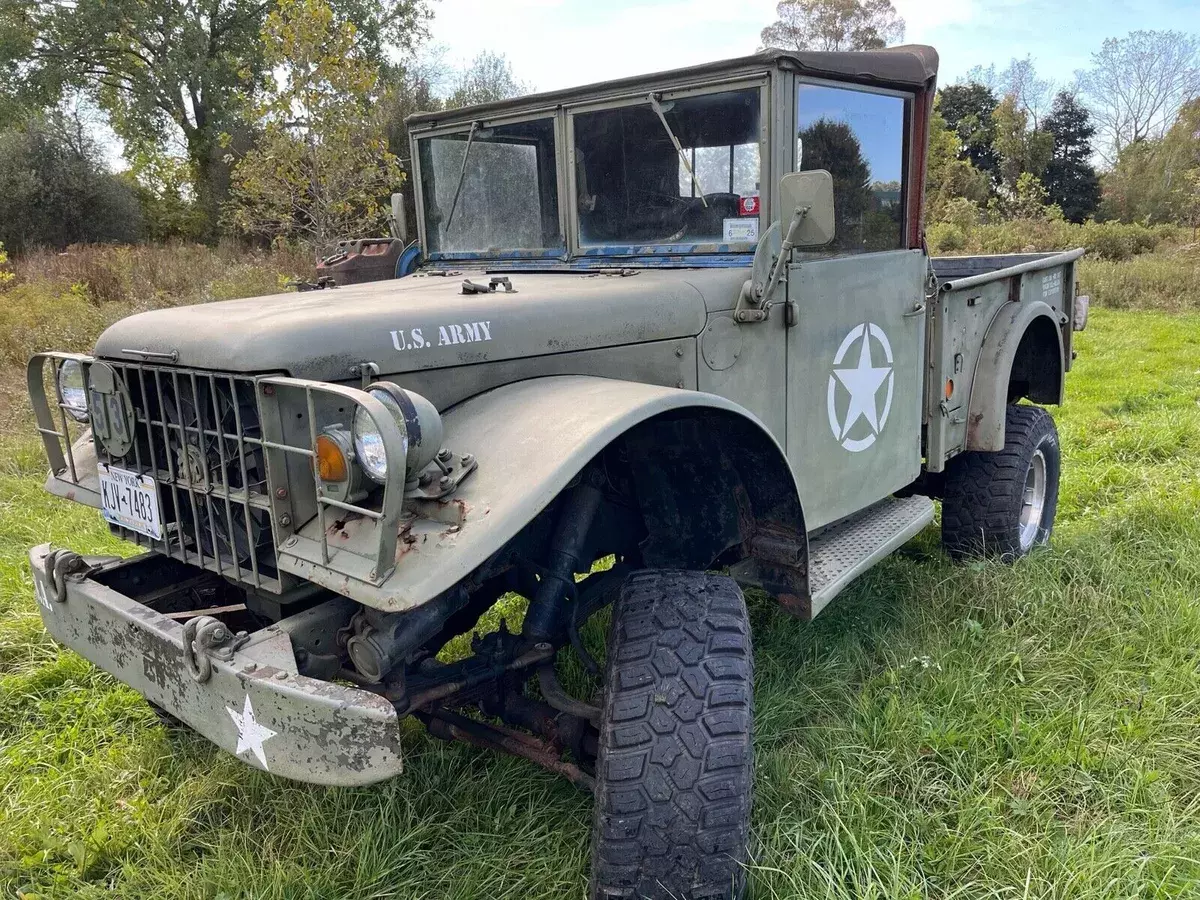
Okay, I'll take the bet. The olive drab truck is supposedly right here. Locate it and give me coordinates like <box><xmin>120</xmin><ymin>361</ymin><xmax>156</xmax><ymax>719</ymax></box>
<box><xmin>26</xmin><ymin>45</ymin><xmax>1088</xmax><ymax>900</ymax></box>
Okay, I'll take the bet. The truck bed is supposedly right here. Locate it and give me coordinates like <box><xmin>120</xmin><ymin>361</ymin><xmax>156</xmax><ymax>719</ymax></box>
<box><xmin>923</xmin><ymin>247</ymin><xmax>1085</xmax><ymax>470</ymax></box>
<box><xmin>930</xmin><ymin>251</ymin><xmax>1080</xmax><ymax>287</ymax></box>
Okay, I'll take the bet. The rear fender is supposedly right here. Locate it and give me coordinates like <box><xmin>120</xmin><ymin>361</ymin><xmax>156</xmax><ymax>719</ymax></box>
<box><xmin>966</xmin><ymin>301</ymin><xmax>1065</xmax><ymax>452</ymax></box>
<box><xmin>293</xmin><ymin>376</ymin><xmax>809</xmax><ymax>613</ymax></box>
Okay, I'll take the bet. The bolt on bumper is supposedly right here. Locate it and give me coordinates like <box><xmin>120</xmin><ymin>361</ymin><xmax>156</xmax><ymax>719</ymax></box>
<box><xmin>29</xmin><ymin>543</ymin><xmax>404</xmax><ymax>786</ymax></box>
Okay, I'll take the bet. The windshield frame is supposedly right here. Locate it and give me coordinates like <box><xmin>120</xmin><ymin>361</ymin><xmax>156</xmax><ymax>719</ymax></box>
<box><xmin>564</xmin><ymin>76</ymin><xmax>770</xmax><ymax>260</ymax></box>
<box><xmin>409</xmin><ymin>76</ymin><xmax>772</xmax><ymax>266</ymax></box>
<box><xmin>411</xmin><ymin>107</ymin><xmax>570</xmax><ymax>262</ymax></box>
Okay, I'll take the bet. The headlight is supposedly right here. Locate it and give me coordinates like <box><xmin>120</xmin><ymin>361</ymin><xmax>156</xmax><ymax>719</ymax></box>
<box><xmin>350</xmin><ymin>382</ymin><xmax>444</xmax><ymax>485</ymax></box>
<box><xmin>352</xmin><ymin>386</ymin><xmax>409</xmax><ymax>484</ymax></box>
<box><xmin>56</xmin><ymin>359</ymin><xmax>89</xmax><ymax>422</ymax></box>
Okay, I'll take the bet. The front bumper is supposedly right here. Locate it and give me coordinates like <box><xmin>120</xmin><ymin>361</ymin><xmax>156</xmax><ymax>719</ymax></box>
<box><xmin>29</xmin><ymin>543</ymin><xmax>403</xmax><ymax>786</ymax></box>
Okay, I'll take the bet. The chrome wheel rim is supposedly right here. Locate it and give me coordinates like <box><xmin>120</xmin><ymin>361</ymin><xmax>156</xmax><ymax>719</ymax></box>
<box><xmin>1019</xmin><ymin>448</ymin><xmax>1047</xmax><ymax>551</ymax></box>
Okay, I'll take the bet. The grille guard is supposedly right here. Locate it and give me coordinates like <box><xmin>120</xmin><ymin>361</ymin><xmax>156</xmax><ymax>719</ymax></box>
<box><xmin>27</xmin><ymin>354</ymin><xmax>411</xmax><ymax>591</ymax></box>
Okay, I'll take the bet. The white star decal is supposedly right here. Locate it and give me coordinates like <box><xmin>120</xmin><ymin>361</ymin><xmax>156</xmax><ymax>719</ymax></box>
<box><xmin>227</xmin><ymin>694</ymin><xmax>277</xmax><ymax>770</ymax></box>
<box><xmin>833</xmin><ymin>325</ymin><xmax>892</xmax><ymax>439</ymax></box>
<box><xmin>826</xmin><ymin>323</ymin><xmax>895</xmax><ymax>453</ymax></box>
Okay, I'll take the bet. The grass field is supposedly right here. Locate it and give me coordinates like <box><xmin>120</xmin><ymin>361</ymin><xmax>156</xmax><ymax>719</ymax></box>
<box><xmin>3</xmin><ymin>304</ymin><xmax>1200</xmax><ymax>898</ymax></box>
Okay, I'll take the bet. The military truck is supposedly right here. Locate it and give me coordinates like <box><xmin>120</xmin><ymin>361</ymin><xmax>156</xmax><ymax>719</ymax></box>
<box><xmin>27</xmin><ymin>45</ymin><xmax>1088</xmax><ymax>899</ymax></box>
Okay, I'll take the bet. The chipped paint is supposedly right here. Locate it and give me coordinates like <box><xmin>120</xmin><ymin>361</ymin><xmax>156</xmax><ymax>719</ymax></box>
<box><xmin>27</xmin><ymin>544</ymin><xmax>404</xmax><ymax>786</ymax></box>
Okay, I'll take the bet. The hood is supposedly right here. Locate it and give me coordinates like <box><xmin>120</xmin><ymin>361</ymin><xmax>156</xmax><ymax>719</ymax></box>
<box><xmin>94</xmin><ymin>269</ymin><xmax>723</xmax><ymax>382</ymax></box>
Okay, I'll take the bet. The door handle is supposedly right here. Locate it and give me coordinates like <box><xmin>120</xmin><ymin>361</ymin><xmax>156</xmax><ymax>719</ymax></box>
<box><xmin>903</xmin><ymin>302</ymin><xmax>926</xmax><ymax>318</ymax></box>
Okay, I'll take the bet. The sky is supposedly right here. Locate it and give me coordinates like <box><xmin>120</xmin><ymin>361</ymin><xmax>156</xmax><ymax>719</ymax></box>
<box><xmin>427</xmin><ymin>0</ymin><xmax>1200</xmax><ymax>96</ymax></box>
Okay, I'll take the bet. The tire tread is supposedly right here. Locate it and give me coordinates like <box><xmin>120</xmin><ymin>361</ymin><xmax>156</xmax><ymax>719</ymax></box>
<box><xmin>590</xmin><ymin>570</ymin><xmax>753</xmax><ymax>900</ymax></box>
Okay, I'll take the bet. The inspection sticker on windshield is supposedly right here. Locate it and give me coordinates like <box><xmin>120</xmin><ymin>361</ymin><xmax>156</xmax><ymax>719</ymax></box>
<box><xmin>99</xmin><ymin>464</ymin><xmax>163</xmax><ymax>540</ymax></box>
<box><xmin>723</xmin><ymin>218</ymin><xmax>759</xmax><ymax>242</ymax></box>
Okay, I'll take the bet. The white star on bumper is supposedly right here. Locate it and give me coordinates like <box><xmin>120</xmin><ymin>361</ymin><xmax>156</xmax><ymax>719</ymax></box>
<box><xmin>227</xmin><ymin>694</ymin><xmax>277</xmax><ymax>770</ymax></box>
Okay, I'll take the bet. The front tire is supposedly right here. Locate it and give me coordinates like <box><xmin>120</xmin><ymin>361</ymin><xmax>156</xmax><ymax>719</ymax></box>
<box><xmin>590</xmin><ymin>570</ymin><xmax>754</xmax><ymax>900</ymax></box>
<box><xmin>941</xmin><ymin>404</ymin><xmax>1061</xmax><ymax>561</ymax></box>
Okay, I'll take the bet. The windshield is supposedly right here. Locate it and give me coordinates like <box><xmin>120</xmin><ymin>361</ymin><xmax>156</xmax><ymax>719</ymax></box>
<box><xmin>573</xmin><ymin>88</ymin><xmax>762</xmax><ymax>250</ymax></box>
<box><xmin>418</xmin><ymin>117</ymin><xmax>563</xmax><ymax>256</ymax></box>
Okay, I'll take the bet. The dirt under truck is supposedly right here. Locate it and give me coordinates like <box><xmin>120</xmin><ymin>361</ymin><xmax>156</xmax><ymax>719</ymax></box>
<box><xmin>27</xmin><ymin>45</ymin><xmax>1088</xmax><ymax>900</ymax></box>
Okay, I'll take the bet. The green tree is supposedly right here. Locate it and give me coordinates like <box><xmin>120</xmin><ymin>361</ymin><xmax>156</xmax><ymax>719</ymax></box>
<box><xmin>447</xmin><ymin>51</ymin><xmax>530</xmax><ymax>109</ymax></box>
<box><xmin>1100</xmin><ymin>140</ymin><xmax>1168</xmax><ymax>223</ymax></box>
<box><xmin>925</xmin><ymin>105</ymin><xmax>990</xmax><ymax>221</ymax></box>
<box><xmin>0</xmin><ymin>4</ymin><xmax>40</xmax><ymax>127</ymax></box>
<box><xmin>125</xmin><ymin>149</ymin><xmax>207</xmax><ymax>242</ymax></box>
<box><xmin>378</xmin><ymin>51</ymin><xmax>449</xmax><ymax>237</ymax></box>
<box><xmin>1100</xmin><ymin>100</ymin><xmax>1200</xmax><ymax>224</ymax></box>
<box><xmin>938</xmin><ymin>83</ymin><xmax>1000</xmax><ymax>184</ymax></box>
<box><xmin>965</xmin><ymin>56</ymin><xmax>1055</xmax><ymax>128</ymax></box>
<box><xmin>0</xmin><ymin>114</ymin><xmax>143</xmax><ymax>253</ymax></box>
<box><xmin>1042</xmin><ymin>91</ymin><xmax>1100</xmax><ymax>223</ymax></box>
<box><xmin>9</xmin><ymin>0</ymin><xmax>430</xmax><ymax>240</ymax></box>
<box><xmin>761</xmin><ymin>0</ymin><xmax>904</xmax><ymax>51</ymax></box>
<box><xmin>990</xmin><ymin>95</ymin><xmax>1053</xmax><ymax>200</ymax></box>
<box><xmin>1179</xmin><ymin>169</ymin><xmax>1200</xmax><ymax>238</ymax></box>
<box><xmin>229</xmin><ymin>0</ymin><xmax>403</xmax><ymax>251</ymax></box>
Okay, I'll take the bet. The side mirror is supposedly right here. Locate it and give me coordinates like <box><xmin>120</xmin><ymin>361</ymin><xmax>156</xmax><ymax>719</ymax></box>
<box><xmin>778</xmin><ymin>170</ymin><xmax>835</xmax><ymax>247</ymax></box>
<box><xmin>390</xmin><ymin>192</ymin><xmax>408</xmax><ymax>243</ymax></box>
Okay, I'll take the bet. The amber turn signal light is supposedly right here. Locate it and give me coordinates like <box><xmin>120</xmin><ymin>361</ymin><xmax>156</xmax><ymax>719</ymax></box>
<box><xmin>315</xmin><ymin>433</ymin><xmax>349</xmax><ymax>482</ymax></box>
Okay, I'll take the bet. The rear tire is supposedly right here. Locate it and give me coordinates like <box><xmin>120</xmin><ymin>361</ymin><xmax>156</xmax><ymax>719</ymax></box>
<box><xmin>941</xmin><ymin>404</ymin><xmax>1060</xmax><ymax>561</ymax></box>
<box><xmin>590</xmin><ymin>570</ymin><xmax>754</xmax><ymax>900</ymax></box>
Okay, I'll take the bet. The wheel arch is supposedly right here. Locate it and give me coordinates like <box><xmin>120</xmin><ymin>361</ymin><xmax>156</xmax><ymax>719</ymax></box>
<box><xmin>339</xmin><ymin>375</ymin><xmax>808</xmax><ymax>613</ymax></box>
<box><xmin>965</xmin><ymin>301</ymin><xmax>1065</xmax><ymax>452</ymax></box>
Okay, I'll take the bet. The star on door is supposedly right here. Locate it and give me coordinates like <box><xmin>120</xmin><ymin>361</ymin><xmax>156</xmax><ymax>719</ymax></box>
<box><xmin>826</xmin><ymin>322</ymin><xmax>895</xmax><ymax>453</ymax></box>
<box><xmin>227</xmin><ymin>694</ymin><xmax>277</xmax><ymax>769</ymax></box>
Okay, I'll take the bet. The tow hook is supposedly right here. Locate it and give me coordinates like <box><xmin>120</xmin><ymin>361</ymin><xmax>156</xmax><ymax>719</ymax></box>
<box><xmin>41</xmin><ymin>548</ymin><xmax>118</xmax><ymax>603</ymax></box>
<box><xmin>181</xmin><ymin>615</ymin><xmax>250</xmax><ymax>684</ymax></box>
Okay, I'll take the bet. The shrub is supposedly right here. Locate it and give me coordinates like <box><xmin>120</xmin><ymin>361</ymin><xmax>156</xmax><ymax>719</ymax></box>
<box><xmin>967</xmin><ymin>218</ymin><xmax>1076</xmax><ymax>254</ymax></box>
<box><xmin>1078</xmin><ymin>222</ymin><xmax>1136</xmax><ymax>261</ymax></box>
<box><xmin>1127</xmin><ymin>223</ymin><xmax>1160</xmax><ymax>255</ymax></box>
<box><xmin>0</xmin><ymin>281</ymin><xmax>115</xmax><ymax>365</ymax></box>
<box><xmin>926</xmin><ymin>222</ymin><xmax>966</xmax><ymax>254</ymax></box>
<box><xmin>926</xmin><ymin>214</ymin><xmax>1177</xmax><ymax>261</ymax></box>
<box><xmin>941</xmin><ymin>197</ymin><xmax>983</xmax><ymax>233</ymax></box>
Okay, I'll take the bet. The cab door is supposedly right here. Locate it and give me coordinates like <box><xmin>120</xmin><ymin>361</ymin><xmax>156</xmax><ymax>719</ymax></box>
<box><xmin>783</xmin><ymin>79</ymin><xmax>926</xmax><ymax>530</ymax></box>
<box><xmin>786</xmin><ymin>251</ymin><xmax>926</xmax><ymax>529</ymax></box>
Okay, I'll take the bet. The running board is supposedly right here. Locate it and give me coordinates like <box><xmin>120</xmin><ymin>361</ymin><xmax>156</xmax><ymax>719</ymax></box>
<box><xmin>808</xmin><ymin>495</ymin><xmax>935</xmax><ymax>618</ymax></box>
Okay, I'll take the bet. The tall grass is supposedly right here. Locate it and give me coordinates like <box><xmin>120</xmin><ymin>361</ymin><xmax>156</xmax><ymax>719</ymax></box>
<box><xmin>0</xmin><ymin>243</ymin><xmax>314</xmax><ymax>368</ymax></box>
<box><xmin>1080</xmin><ymin>251</ymin><xmax>1200</xmax><ymax>313</ymax></box>
<box><xmin>2</xmin><ymin>309</ymin><xmax>1199</xmax><ymax>898</ymax></box>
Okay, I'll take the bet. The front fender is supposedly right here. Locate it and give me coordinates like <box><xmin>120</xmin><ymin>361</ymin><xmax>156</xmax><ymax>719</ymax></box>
<box><xmin>287</xmin><ymin>376</ymin><xmax>803</xmax><ymax>613</ymax></box>
<box><xmin>966</xmin><ymin>300</ymin><xmax>1065</xmax><ymax>452</ymax></box>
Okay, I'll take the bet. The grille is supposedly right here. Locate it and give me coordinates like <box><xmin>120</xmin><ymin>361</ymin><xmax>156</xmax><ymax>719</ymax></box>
<box><xmin>97</xmin><ymin>362</ymin><xmax>280</xmax><ymax>591</ymax></box>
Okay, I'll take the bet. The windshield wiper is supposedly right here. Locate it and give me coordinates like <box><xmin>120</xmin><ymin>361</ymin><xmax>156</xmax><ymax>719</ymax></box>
<box><xmin>443</xmin><ymin>120</ymin><xmax>480</xmax><ymax>235</ymax></box>
<box><xmin>648</xmin><ymin>94</ymin><xmax>708</xmax><ymax>208</ymax></box>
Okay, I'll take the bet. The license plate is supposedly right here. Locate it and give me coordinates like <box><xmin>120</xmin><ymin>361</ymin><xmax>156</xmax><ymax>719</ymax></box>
<box><xmin>99</xmin><ymin>465</ymin><xmax>163</xmax><ymax>540</ymax></box>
